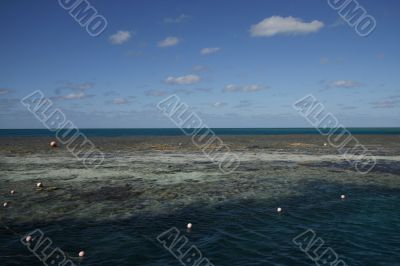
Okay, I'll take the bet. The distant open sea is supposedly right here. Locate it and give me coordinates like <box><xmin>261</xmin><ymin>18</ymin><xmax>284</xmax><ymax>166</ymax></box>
<box><xmin>0</xmin><ymin>127</ymin><xmax>399</xmax><ymax>137</ymax></box>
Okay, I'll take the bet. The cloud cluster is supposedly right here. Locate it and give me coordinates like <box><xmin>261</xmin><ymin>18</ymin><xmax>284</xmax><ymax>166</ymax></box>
<box><xmin>329</xmin><ymin>80</ymin><xmax>362</xmax><ymax>88</ymax></box>
<box><xmin>370</xmin><ymin>96</ymin><xmax>400</xmax><ymax>109</ymax></box>
<box><xmin>0</xmin><ymin>88</ymin><xmax>12</xmax><ymax>95</ymax></box>
<box><xmin>173</xmin><ymin>88</ymin><xmax>212</xmax><ymax>94</ymax></box>
<box><xmin>109</xmin><ymin>30</ymin><xmax>131</xmax><ymax>44</ymax></box>
<box><xmin>158</xmin><ymin>36</ymin><xmax>180</xmax><ymax>47</ymax></box>
<box><xmin>144</xmin><ymin>87</ymin><xmax>211</xmax><ymax>97</ymax></box>
<box><xmin>165</xmin><ymin>74</ymin><xmax>200</xmax><ymax>85</ymax></box>
<box><xmin>223</xmin><ymin>84</ymin><xmax>267</xmax><ymax>93</ymax></box>
<box><xmin>58</xmin><ymin>81</ymin><xmax>94</xmax><ymax>91</ymax></box>
<box><xmin>55</xmin><ymin>81</ymin><xmax>95</xmax><ymax>100</ymax></box>
<box><xmin>201</xmin><ymin>47</ymin><xmax>221</xmax><ymax>55</ymax></box>
<box><xmin>60</xmin><ymin>92</ymin><xmax>91</xmax><ymax>100</ymax></box>
<box><xmin>250</xmin><ymin>16</ymin><xmax>324</xmax><ymax>37</ymax></box>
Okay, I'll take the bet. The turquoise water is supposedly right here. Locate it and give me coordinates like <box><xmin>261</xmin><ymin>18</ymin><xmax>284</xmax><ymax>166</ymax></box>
<box><xmin>0</xmin><ymin>134</ymin><xmax>399</xmax><ymax>265</ymax></box>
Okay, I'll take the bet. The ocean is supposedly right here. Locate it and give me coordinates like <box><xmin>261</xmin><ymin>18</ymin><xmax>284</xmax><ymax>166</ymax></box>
<box><xmin>0</xmin><ymin>129</ymin><xmax>399</xmax><ymax>265</ymax></box>
<box><xmin>0</xmin><ymin>127</ymin><xmax>400</xmax><ymax>137</ymax></box>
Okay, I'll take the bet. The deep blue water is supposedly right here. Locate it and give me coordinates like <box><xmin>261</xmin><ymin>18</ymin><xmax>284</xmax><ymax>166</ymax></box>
<box><xmin>1</xmin><ymin>182</ymin><xmax>399</xmax><ymax>266</ymax></box>
<box><xmin>0</xmin><ymin>127</ymin><xmax>399</xmax><ymax>137</ymax></box>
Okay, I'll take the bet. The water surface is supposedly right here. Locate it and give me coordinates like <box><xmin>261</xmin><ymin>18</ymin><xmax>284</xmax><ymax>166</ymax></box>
<box><xmin>0</xmin><ymin>133</ymin><xmax>399</xmax><ymax>265</ymax></box>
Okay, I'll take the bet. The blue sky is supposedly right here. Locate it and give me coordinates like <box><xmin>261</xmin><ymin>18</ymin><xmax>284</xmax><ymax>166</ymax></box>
<box><xmin>0</xmin><ymin>0</ymin><xmax>399</xmax><ymax>128</ymax></box>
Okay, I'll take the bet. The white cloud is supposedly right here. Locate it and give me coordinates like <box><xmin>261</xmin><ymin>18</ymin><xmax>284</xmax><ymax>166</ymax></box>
<box><xmin>58</xmin><ymin>81</ymin><xmax>94</xmax><ymax>90</ymax></box>
<box><xmin>212</xmin><ymin>102</ymin><xmax>227</xmax><ymax>107</ymax></box>
<box><xmin>74</xmin><ymin>82</ymin><xmax>94</xmax><ymax>90</ymax></box>
<box><xmin>109</xmin><ymin>31</ymin><xmax>131</xmax><ymax>44</ymax></box>
<box><xmin>0</xmin><ymin>88</ymin><xmax>11</xmax><ymax>95</ymax></box>
<box><xmin>165</xmin><ymin>74</ymin><xmax>200</xmax><ymax>85</ymax></box>
<box><xmin>250</xmin><ymin>16</ymin><xmax>324</xmax><ymax>37</ymax></box>
<box><xmin>113</xmin><ymin>98</ymin><xmax>130</xmax><ymax>105</ymax></box>
<box><xmin>55</xmin><ymin>82</ymin><xmax>95</xmax><ymax>99</ymax></box>
<box><xmin>224</xmin><ymin>84</ymin><xmax>242</xmax><ymax>92</ymax></box>
<box><xmin>200</xmin><ymin>47</ymin><xmax>221</xmax><ymax>55</ymax></box>
<box><xmin>330</xmin><ymin>80</ymin><xmax>362</xmax><ymax>88</ymax></box>
<box><xmin>158</xmin><ymin>36</ymin><xmax>180</xmax><ymax>47</ymax></box>
<box><xmin>61</xmin><ymin>92</ymin><xmax>87</xmax><ymax>100</ymax></box>
<box><xmin>243</xmin><ymin>84</ymin><xmax>266</xmax><ymax>92</ymax></box>
<box><xmin>223</xmin><ymin>84</ymin><xmax>267</xmax><ymax>93</ymax></box>
<box><xmin>164</xmin><ymin>14</ymin><xmax>190</xmax><ymax>24</ymax></box>
<box><xmin>370</xmin><ymin>96</ymin><xmax>400</xmax><ymax>109</ymax></box>
<box><xmin>173</xmin><ymin>88</ymin><xmax>212</xmax><ymax>94</ymax></box>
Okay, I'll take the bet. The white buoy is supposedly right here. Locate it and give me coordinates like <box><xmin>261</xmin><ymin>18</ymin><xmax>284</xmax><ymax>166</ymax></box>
<box><xmin>36</xmin><ymin>182</ymin><xmax>43</xmax><ymax>188</ymax></box>
<box><xmin>277</xmin><ymin>207</ymin><xmax>282</xmax><ymax>213</ymax></box>
<box><xmin>341</xmin><ymin>194</ymin><xmax>346</xmax><ymax>199</ymax></box>
<box><xmin>3</xmin><ymin>202</ymin><xmax>9</xmax><ymax>207</ymax></box>
<box><xmin>79</xmin><ymin>251</ymin><xmax>85</xmax><ymax>257</ymax></box>
<box><xmin>187</xmin><ymin>223</ymin><xmax>192</xmax><ymax>229</ymax></box>
<box><xmin>50</xmin><ymin>141</ymin><xmax>58</xmax><ymax>148</ymax></box>
<box><xmin>10</xmin><ymin>190</ymin><xmax>16</xmax><ymax>195</ymax></box>
<box><xmin>26</xmin><ymin>236</ymin><xmax>32</xmax><ymax>242</ymax></box>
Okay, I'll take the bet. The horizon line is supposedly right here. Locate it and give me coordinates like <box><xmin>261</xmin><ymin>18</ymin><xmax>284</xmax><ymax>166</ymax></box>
<box><xmin>0</xmin><ymin>127</ymin><xmax>400</xmax><ymax>130</ymax></box>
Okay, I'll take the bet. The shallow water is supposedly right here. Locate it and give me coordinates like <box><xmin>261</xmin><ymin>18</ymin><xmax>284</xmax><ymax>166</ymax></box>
<box><xmin>0</xmin><ymin>135</ymin><xmax>399</xmax><ymax>265</ymax></box>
